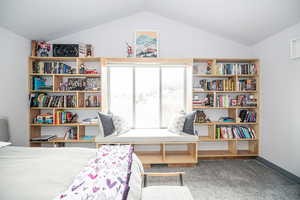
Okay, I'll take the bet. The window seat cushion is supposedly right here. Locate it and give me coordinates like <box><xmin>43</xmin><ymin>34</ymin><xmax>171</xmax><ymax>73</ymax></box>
<box><xmin>95</xmin><ymin>129</ymin><xmax>198</xmax><ymax>143</ymax></box>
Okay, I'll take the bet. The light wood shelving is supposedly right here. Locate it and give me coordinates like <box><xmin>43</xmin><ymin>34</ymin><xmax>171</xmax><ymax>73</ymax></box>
<box><xmin>193</xmin><ymin>58</ymin><xmax>260</xmax><ymax>158</ymax></box>
<box><xmin>28</xmin><ymin>56</ymin><xmax>102</xmax><ymax>146</ymax></box>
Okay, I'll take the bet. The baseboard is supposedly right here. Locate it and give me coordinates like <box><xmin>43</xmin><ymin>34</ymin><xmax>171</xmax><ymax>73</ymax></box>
<box><xmin>256</xmin><ymin>156</ymin><xmax>300</xmax><ymax>184</ymax></box>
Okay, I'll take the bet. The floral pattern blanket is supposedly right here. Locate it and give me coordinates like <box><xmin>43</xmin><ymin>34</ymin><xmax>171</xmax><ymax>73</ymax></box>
<box><xmin>54</xmin><ymin>145</ymin><xmax>134</xmax><ymax>200</ymax></box>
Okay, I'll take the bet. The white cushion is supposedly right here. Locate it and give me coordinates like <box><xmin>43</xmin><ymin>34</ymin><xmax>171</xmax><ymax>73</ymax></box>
<box><xmin>95</xmin><ymin>129</ymin><xmax>198</xmax><ymax>143</ymax></box>
<box><xmin>112</xmin><ymin>114</ymin><xmax>130</xmax><ymax>135</ymax></box>
<box><xmin>168</xmin><ymin>111</ymin><xmax>186</xmax><ymax>135</ymax></box>
<box><xmin>142</xmin><ymin>186</ymin><xmax>194</xmax><ymax>200</ymax></box>
<box><xmin>0</xmin><ymin>141</ymin><xmax>11</xmax><ymax>148</ymax></box>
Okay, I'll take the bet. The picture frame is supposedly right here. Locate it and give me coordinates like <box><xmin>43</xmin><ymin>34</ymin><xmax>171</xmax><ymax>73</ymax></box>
<box><xmin>135</xmin><ymin>30</ymin><xmax>159</xmax><ymax>58</ymax></box>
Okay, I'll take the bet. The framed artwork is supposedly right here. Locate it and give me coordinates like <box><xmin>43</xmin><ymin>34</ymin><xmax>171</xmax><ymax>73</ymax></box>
<box><xmin>135</xmin><ymin>30</ymin><xmax>159</xmax><ymax>58</ymax></box>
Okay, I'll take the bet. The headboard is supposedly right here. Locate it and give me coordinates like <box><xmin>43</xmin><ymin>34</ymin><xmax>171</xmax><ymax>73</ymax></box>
<box><xmin>0</xmin><ymin>117</ymin><xmax>9</xmax><ymax>142</ymax></box>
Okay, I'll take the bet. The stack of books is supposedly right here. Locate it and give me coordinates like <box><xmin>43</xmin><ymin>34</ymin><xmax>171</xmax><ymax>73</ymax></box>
<box><xmin>216</xmin><ymin>126</ymin><xmax>256</xmax><ymax>139</ymax></box>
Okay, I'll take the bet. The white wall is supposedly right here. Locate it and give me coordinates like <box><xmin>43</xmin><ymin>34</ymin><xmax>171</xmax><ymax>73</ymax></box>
<box><xmin>0</xmin><ymin>27</ymin><xmax>30</xmax><ymax>146</ymax></box>
<box><xmin>253</xmin><ymin>22</ymin><xmax>300</xmax><ymax>177</ymax></box>
<box><xmin>52</xmin><ymin>12</ymin><xmax>253</xmax><ymax>58</ymax></box>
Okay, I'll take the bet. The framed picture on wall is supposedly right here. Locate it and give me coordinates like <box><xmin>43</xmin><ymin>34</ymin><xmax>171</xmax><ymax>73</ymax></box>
<box><xmin>135</xmin><ymin>30</ymin><xmax>159</xmax><ymax>58</ymax></box>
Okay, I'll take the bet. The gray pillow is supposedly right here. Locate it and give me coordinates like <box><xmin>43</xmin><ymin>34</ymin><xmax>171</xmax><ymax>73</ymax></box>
<box><xmin>97</xmin><ymin>112</ymin><xmax>115</xmax><ymax>137</ymax></box>
<box><xmin>183</xmin><ymin>111</ymin><xmax>196</xmax><ymax>135</ymax></box>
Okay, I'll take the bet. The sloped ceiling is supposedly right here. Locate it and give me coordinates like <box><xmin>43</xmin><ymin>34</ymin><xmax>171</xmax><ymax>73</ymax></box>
<box><xmin>0</xmin><ymin>0</ymin><xmax>300</xmax><ymax>45</ymax></box>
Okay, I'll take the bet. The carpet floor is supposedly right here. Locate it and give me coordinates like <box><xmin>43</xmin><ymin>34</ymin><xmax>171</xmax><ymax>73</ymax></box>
<box><xmin>145</xmin><ymin>159</ymin><xmax>300</xmax><ymax>200</ymax></box>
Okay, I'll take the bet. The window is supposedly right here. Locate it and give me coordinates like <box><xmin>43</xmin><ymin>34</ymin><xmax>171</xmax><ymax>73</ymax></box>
<box><xmin>109</xmin><ymin>64</ymin><xmax>186</xmax><ymax>128</ymax></box>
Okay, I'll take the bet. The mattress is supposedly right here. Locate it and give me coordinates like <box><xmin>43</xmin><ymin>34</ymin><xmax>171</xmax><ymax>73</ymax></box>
<box><xmin>95</xmin><ymin>129</ymin><xmax>199</xmax><ymax>143</ymax></box>
<box><xmin>0</xmin><ymin>146</ymin><xmax>144</xmax><ymax>200</ymax></box>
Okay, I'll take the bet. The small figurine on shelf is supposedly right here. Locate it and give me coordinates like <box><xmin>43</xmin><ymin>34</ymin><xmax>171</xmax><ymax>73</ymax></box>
<box><xmin>206</xmin><ymin>61</ymin><xmax>212</xmax><ymax>74</ymax></box>
<box><xmin>126</xmin><ymin>42</ymin><xmax>133</xmax><ymax>57</ymax></box>
<box><xmin>37</xmin><ymin>41</ymin><xmax>51</xmax><ymax>57</ymax></box>
<box><xmin>79</xmin><ymin>64</ymin><xmax>86</xmax><ymax>74</ymax></box>
<box><xmin>195</xmin><ymin>110</ymin><xmax>211</xmax><ymax>123</ymax></box>
<box><xmin>86</xmin><ymin>44</ymin><xmax>93</xmax><ymax>57</ymax></box>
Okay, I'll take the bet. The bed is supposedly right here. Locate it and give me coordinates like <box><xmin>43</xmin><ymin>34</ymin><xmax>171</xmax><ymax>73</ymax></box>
<box><xmin>0</xmin><ymin>145</ymin><xmax>144</xmax><ymax>200</ymax></box>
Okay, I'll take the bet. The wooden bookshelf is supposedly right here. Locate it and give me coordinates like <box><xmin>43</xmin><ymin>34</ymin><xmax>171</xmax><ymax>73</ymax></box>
<box><xmin>193</xmin><ymin>58</ymin><xmax>260</xmax><ymax>158</ymax></box>
<box><xmin>28</xmin><ymin>56</ymin><xmax>102</xmax><ymax>146</ymax></box>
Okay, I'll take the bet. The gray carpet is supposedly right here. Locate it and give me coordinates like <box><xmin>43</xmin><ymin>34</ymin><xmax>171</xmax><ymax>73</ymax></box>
<box><xmin>145</xmin><ymin>159</ymin><xmax>300</xmax><ymax>200</ymax></box>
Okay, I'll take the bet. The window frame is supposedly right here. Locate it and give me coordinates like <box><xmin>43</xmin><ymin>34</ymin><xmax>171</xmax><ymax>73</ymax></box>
<box><xmin>107</xmin><ymin>63</ymin><xmax>187</xmax><ymax>129</ymax></box>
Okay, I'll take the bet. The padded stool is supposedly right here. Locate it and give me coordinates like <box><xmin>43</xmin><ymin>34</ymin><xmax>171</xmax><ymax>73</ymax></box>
<box><xmin>142</xmin><ymin>186</ymin><xmax>194</xmax><ymax>200</ymax></box>
<box><xmin>141</xmin><ymin>172</ymin><xmax>194</xmax><ymax>200</ymax></box>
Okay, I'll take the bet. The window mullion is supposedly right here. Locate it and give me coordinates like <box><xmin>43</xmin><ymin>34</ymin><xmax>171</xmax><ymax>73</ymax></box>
<box><xmin>159</xmin><ymin>65</ymin><xmax>162</xmax><ymax>128</ymax></box>
<box><xmin>132</xmin><ymin>66</ymin><xmax>136</xmax><ymax>129</ymax></box>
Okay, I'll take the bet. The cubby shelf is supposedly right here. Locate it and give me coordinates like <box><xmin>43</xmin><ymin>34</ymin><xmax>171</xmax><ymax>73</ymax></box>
<box><xmin>30</xmin><ymin>123</ymin><xmax>98</xmax><ymax>127</ymax></box>
<box><xmin>198</xmin><ymin>150</ymin><xmax>258</xmax><ymax>158</ymax></box>
<box><xmin>194</xmin><ymin>122</ymin><xmax>257</xmax><ymax>125</ymax></box>
<box><xmin>30</xmin><ymin>90</ymin><xmax>101</xmax><ymax>93</ymax></box>
<box><xmin>193</xmin><ymin>74</ymin><xmax>258</xmax><ymax>78</ymax></box>
<box><xmin>192</xmin><ymin>106</ymin><xmax>257</xmax><ymax>109</ymax></box>
<box><xmin>30</xmin><ymin>107</ymin><xmax>101</xmax><ymax>110</ymax></box>
<box><xmin>29</xmin><ymin>73</ymin><xmax>101</xmax><ymax>77</ymax></box>
<box><xmin>30</xmin><ymin>136</ymin><xmax>96</xmax><ymax>144</ymax></box>
<box><xmin>193</xmin><ymin>90</ymin><xmax>257</xmax><ymax>93</ymax></box>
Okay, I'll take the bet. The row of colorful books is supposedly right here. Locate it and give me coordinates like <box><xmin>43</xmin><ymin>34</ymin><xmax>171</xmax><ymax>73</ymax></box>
<box><xmin>215</xmin><ymin>95</ymin><xmax>257</xmax><ymax>107</ymax></box>
<box><xmin>54</xmin><ymin>111</ymin><xmax>78</xmax><ymax>124</ymax></box>
<box><xmin>59</xmin><ymin>78</ymin><xmax>100</xmax><ymax>91</ymax></box>
<box><xmin>33</xmin><ymin>61</ymin><xmax>75</xmax><ymax>74</ymax></box>
<box><xmin>213</xmin><ymin>63</ymin><xmax>257</xmax><ymax>75</ymax></box>
<box><xmin>197</xmin><ymin>79</ymin><xmax>235</xmax><ymax>91</ymax></box>
<box><xmin>216</xmin><ymin>126</ymin><xmax>256</xmax><ymax>139</ymax></box>
<box><xmin>239</xmin><ymin>110</ymin><xmax>256</xmax><ymax>122</ymax></box>
<box><xmin>237</xmin><ymin>79</ymin><xmax>256</xmax><ymax>91</ymax></box>
<box><xmin>30</xmin><ymin>93</ymin><xmax>77</xmax><ymax>108</ymax></box>
<box><xmin>85</xmin><ymin>95</ymin><xmax>101</xmax><ymax>107</ymax></box>
<box><xmin>32</xmin><ymin>77</ymin><xmax>53</xmax><ymax>90</ymax></box>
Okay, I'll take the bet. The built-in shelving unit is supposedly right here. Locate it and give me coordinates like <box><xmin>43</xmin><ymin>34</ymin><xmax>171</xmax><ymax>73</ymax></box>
<box><xmin>193</xmin><ymin>58</ymin><xmax>260</xmax><ymax>158</ymax></box>
<box><xmin>28</xmin><ymin>56</ymin><xmax>102</xmax><ymax>146</ymax></box>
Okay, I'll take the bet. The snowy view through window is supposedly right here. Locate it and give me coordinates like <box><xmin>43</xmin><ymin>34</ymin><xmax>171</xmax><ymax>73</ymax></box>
<box><xmin>109</xmin><ymin>65</ymin><xmax>185</xmax><ymax>128</ymax></box>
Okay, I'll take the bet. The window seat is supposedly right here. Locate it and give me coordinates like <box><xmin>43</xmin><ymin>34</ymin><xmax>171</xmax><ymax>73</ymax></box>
<box><xmin>95</xmin><ymin>129</ymin><xmax>198</xmax><ymax>143</ymax></box>
<box><xmin>95</xmin><ymin>129</ymin><xmax>198</xmax><ymax>167</ymax></box>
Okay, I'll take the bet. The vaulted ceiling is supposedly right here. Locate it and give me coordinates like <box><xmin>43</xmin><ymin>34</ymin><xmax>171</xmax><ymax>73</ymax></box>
<box><xmin>0</xmin><ymin>0</ymin><xmax>300</xmax><ymax>45</ymax></box>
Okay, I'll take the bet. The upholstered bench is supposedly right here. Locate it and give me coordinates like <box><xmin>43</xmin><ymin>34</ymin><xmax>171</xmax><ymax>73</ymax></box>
<box><xmin>95</xmin><ymin>128</ymin><xmax>198</xmax><ymax>143</ymax></box>
<box><xmin>95</xmin><ymin>129</ymin><xmax>199</xmax><ymax>167</ymax></box>
<box><xmin>142</xmin><ymin>172</ymin><xmax>194</xmax><ymax>200</ymax></box>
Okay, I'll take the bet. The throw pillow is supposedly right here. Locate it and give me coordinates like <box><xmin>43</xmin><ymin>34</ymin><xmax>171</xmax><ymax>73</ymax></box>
<box><xmin>183</xmin><ymin>111</ymin><xmax>196</xmax><ymax>135</ymax></box>
<box><xmin>112</xmin><ymin>114</ymin><xmax>130</xmax><ymax>135</ymax></box>
<box><xmin>97</xmin><ymin>112</ymin><xmax>115</xmax><ymax>137</ymax></box>
<box><xmin>168</xmin><ymin>111</ymin><xmax>186</xmax><ymax>134</ymax></box>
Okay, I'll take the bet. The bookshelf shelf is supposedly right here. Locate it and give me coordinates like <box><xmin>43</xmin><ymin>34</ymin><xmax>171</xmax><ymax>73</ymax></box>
<box><xmin>192</xmin><ymin>106</ymin><xmax>257</xmax><ymax>109</ymax></box>
<box><xmin>194</xmin><ymin>122</ymin><xmax>257</xmax><ymax>125</ymax></box>
<box><xmin>30</xmin><ymin>137</ymin><xmax>96</xmax><ymax>144</ymax></box>
<box><xmin>30</xmin><ymin>107</ymin><xmax>101</xmax><ymax>110</ymax></box>
<box><xmin>193</xmin><ymin>58</ymin><xmax>260</xmax><ymax>158</ymax></box>
<box><xmin>29</xmin><ymin>56</ymin><xmax>77</xmax><ymax>61</ymax></box>
<box><xmin>193</xmin><ymin>90</ymin><xmax>257</xmax><ymax>93</ymax></box>
<box><xmin>29</xmin><ymin>73</ymin><xmax>101</xmax><ymax>77</ymax></box>
<box><xmin>28</xmin><ymin>56</ymin><xmax>102</xmax><ymax>146</ymax></box>
<box><xmin>30</xmin><ymin>123</ymin><xmax>98</xmax><ymax>127</ymax></box>
<box><xmin>30</xmin><ymin>90</ymin><xmax>101</xmax><ymax>93</ymax></box>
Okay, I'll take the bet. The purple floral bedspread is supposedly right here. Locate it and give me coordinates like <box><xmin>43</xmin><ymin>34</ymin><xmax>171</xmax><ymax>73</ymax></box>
<box><xmin>54</xmin><ymin>145</ymin><xmax>134</xmax><ymax>200</ymax></box>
